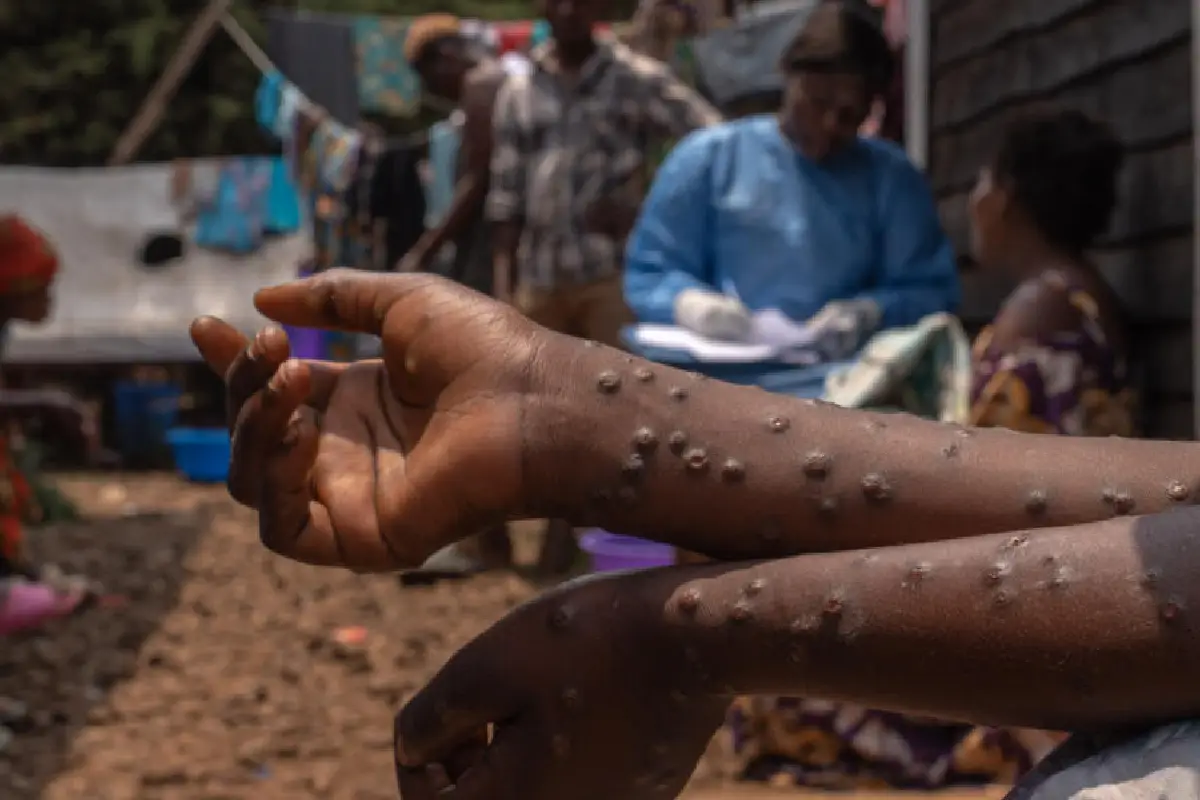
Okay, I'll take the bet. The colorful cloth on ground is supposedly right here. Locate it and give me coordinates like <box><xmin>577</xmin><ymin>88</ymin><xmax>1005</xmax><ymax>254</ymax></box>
<box><xmin>823</xmin><ymin>311</ymin><xmax>972</xmax><ymax>421</ymax></box>
<box><xmin>970</xmin><ymin>271</ymin><xmax>1135</xmax><ymax>437</ymax></box>
<box><xmin>0</xmin><ymin>216</ymin><xmax>58</xmax><ymax>295</ymax></box>
<box><xmin>355</xmin><ymin>16</ymin><xmax>423</xmax><ymax>116</ymax></box>
<box><xmin>728</xmin><ymin>698</ymin><xmax>1063</xmax><ymax>790</ymax></box>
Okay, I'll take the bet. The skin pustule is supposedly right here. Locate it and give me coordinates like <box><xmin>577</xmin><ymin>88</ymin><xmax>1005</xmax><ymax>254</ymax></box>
<box><xmin>626</xmin><ymin>505</ymin><xmax>1200</xmax><ymax>731</ymax></box>
<box><xmin>525</xmin><ymin>334</ymin><xmax>1200</xmax><ymax>560</ymax></box>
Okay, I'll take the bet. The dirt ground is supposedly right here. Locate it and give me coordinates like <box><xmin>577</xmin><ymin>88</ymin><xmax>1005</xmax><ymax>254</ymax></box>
<box><xmin>0</xmin><ymin>475</ymin><xmax>1007</xmax><ymax>800</ymax></box>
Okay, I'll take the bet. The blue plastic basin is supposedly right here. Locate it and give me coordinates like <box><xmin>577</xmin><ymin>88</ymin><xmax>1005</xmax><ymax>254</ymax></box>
<box><xmin>166</xmin><ymin>427</ymin><xmax>231</xmax><ymax>483</ymax></box>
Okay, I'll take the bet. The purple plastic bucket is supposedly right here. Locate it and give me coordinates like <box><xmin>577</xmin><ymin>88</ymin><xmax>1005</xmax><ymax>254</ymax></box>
<box><xmin>579</xmin><ymin>531</ymin><xmax>675</xmax><ymax>573</ymax></box>
<box><xmin>284</xmin><ymin>326</ymin><xmax>325</xmax><ymax>360</ymax></box>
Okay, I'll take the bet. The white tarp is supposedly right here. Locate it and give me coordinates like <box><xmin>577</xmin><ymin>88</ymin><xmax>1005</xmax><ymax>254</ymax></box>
<box><xmin>0</xmin><ymin>164</ymin><xmax>310</xmax><ymax>364</ymax></box>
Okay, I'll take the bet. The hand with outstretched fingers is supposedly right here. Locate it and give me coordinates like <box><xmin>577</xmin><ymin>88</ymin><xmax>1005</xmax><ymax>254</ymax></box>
<box><xmin>394</xmin><ymin>570</ymin><xmax>729</xmax><ymax>800</ymax></box>
<box><xmin>188</xmin><ymin>269</ymin><xmax>543</xmax><ymax>572</ymax></box>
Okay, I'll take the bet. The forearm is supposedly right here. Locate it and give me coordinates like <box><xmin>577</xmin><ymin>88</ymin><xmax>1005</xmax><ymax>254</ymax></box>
<box><xmin>526</xmin><ymin>335</ymin><xmax>1200</xmax><ymax>558</ymax></box>
<box><xmin>646</xmin><ymin>508</ymin><xmax>1200</xmax><ymax>730</ymax></box>
<box><xmin>416</xmin><ymin>176</ymin><xmax>485</xmax><ymax>261</ymax></box>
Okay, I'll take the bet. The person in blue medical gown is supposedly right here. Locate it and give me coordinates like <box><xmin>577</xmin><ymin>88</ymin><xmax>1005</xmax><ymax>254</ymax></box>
<box><xmin>624</xmin><ymin>0</ymin><xmax>959</xmax><ymax>364</ymax></box>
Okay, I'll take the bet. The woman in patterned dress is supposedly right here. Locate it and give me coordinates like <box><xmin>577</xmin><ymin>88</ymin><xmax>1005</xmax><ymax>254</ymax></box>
<box><xmin>727</xmin><ymin>109</ymin><xmax>1128</xmax><ymax>789</ymax></box>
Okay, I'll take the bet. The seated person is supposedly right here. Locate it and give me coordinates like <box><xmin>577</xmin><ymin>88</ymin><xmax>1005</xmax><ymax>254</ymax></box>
<box><xmin>624</xmin><ymin>0</ymin><xmax>958</xmax><ymax>359</ymax></box>
<box><xmin>968</xmin><ymin>108</ymin><xmax>1132</xmax><ymax>437</ymax></box>
<box><xmin>723</xmin><ymin>108</ymin><xmax>1130</xmax><ymax>791</ymax></box>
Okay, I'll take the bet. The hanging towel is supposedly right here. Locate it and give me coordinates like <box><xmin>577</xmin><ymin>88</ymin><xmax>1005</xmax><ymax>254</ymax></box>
<box><xmin>266</xmin><ymin>10</ymin><xmax>360</xmax><ymax>127</ymax></box>
<box><xmin>264</xmin><ymin>157</ymin><xmax>302</xmax><ymax>234</ymax></box>
<box><xmin>193</xmin><ymin>158</ymin><xmax>274</xmax><ymax>254</ymax></box>
<box><xmin>353</xmin><ymin>16</ymin><xmax>423</xmax><ymax>116</ymax></box>
<box><xmin>255</xmin><ymin>71</ymin><xmax>285</xmax><ymax>135</ymax></box>
<box><xmin>310</xmin><ymin>118</ymin><xmax>363</xmax><ymax>194</ymax></box>
<box><xmin>425</xmin><ymin>119</ymin><xmax>460</xmax><ymax>227</ymax></box>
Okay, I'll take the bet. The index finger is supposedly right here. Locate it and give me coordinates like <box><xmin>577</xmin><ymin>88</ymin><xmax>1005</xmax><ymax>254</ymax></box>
<box><xmin>253</xmin><ymin>268</ymin><xmax>442</xmax><ymax>335</ymax></box>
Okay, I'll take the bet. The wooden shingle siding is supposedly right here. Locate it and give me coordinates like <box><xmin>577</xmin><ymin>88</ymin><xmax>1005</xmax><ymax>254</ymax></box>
<box><xmin>928</xmin><ymin>0</ymin><xmax>1194</xmax><ymax>438</ymax></box>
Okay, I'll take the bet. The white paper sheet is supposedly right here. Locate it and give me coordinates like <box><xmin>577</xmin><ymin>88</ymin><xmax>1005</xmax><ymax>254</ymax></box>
<box><xmin>631</xmin><ymin>308</ymin><xmax>820</xmax><ymax>364</ymax></box>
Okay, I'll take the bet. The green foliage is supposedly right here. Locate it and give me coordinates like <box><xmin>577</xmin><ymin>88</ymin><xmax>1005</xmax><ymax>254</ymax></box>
<box><xmin>5</xmin><ymin>0</ymin><xmax>637</xmax><ymax>166</ymax></box>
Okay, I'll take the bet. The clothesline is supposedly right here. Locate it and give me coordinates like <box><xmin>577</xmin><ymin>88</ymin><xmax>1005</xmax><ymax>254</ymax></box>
<box><xmin>218</xmin><ymin>11</ymin><xmax>454</xmax><ymax>151</ymax></box>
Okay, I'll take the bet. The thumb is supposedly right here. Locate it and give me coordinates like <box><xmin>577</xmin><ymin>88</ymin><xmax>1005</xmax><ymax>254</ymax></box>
<box><xmin>396</xmin><ymin>637</ymin><xmax>519</xmax><ymax>767</ymax></box>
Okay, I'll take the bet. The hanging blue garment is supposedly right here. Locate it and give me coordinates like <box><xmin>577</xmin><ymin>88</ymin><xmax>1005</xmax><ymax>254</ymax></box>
<box><xmin>264</xmin><ymin>157</ymin><xmax>302</xmax><ymax>233</ymax></box>
<box><xmin>255</xmin><ymin>71</ymin><xmax>284</xmax><ymax>136</ymax></box>
<box><xmin>425</xmin><ymin>120</ymin><xmax>460</xmax><ymax>227</ymax></box>
<box><xmin>193</xmin><ymin>158</ymin><xmax>274</xmax><ymax>254</ymax></box>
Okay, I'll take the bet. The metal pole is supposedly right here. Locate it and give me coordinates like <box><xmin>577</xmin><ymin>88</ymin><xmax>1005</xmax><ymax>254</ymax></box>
<box><xmin>905</xmin><ymin>0</ymin><xmax>930</xmax><ymax>168</ymax></box>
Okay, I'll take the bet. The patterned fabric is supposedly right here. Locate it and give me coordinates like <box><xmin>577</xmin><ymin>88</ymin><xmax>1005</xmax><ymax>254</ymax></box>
<box><xmin>486</xmin><ymin>38</ymin><xmax>720</xmax><ymax>289</ymax></box>
<box><xmin>355</xmin><ymin>16</ymin><xmax>423</xmax><ymax>116</ymax></box>
<box><xmin>822</xmin><ymin>311</ymin><xmax>972</xmax><ymax>422</ymax></box>
<box><xmin>0</xmin><ymin>216</ymin><xmax>58</xmax><ymax>295</ymax></box>
<box><xmin>970</xmin><ymin>272</ymin><xmax>1135</xmax><ymax>437</ymax></box>
<box><xmin>192</xmin><ymin>159</ymin><xmax>274</xmax><ymax>254</ymax></box>
<box><xmin>729</xmin><ymin>698</ymin><xmax>1063</xmax><ymax>790</ymax></box>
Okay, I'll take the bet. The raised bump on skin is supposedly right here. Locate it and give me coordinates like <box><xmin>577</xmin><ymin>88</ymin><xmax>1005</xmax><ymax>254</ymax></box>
<box><xmin>667</xmin><ymin>430</ymin><xmax>688</xmax><ymax>455</ymax></box>
<box><xmin>677</xmin><ymin>588</ymin><xmax>701</xmax><ymax>615</ymax></box>
<box><xmin>984</xmin><ymin>561</ymin><xmax>1011</xmax><ymax>586</ymax></box>
<box><xmin>745</xmin><ymin>578</ymin><xmax>766</xmax><ymax>596</ymax></box>
<box><xmin>720</xmin><ymin>458</ymin><xmax>746</xmax><ymax>482</ymax></box>
<box><xmin>768</xmin><ymin>415</ymin><xmax>790</xmax><ymax>433</ymax></box>
<box><xmin>622</xmin><ymin>454</ymin><xmax>645</xmax><ymax>482</ymax></box>
<box><xmin>548</xmin><ymin>604</ymin><xmax>574</xmax><ymax>631</ymax></box>
<box><xmin>1025</xmin><ymin>490</ymin><xmax>1048</xmax><ymax>516</ymax></box>
<box><xmin>634</xmin><ymin>366</ymin><xmax>655</xmax><ymax>382</ymax></box>
<box><xmin>668</xmin><ymin>386</ymin><xmax>688</xmax><ymax>401</ymax></box>
<box><xmin>683</xmin><ymin>448</ymin><xmax>710</xmax><ymax>474</ymax></box>
<box><xmin>802</xmin><ymin>451</ymin><xmax>831</xmax><ymax>480</ymax></box>
<box><xmin>860</xmin><ymin>473</ymin><xmax>892</xmax><ymax>503</ymax></box>
<box><xmin>729</xmin><ymin>600</ymin><xmax>752</xmax><ymax>623</ymax></box>
<box><xmin>1167</xmin><ymin>480</ymin><xmax>1190</xmax><ymax>502</ymax></box>
<box><xmin>596</xmin><ymin>370</ymin><xmax>621</xmax><ymax>394</ymax></box>
<box><xmin>632</xmin><ymin>427</ymin><xmax>658</xmax><ymax>453</ymax></box>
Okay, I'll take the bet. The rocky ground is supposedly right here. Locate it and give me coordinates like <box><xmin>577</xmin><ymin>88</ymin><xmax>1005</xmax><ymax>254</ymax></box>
<box><xmin>0</xmin><ymin>475</ymin><xmax>1004</xmax><ymax>800</ymax></box>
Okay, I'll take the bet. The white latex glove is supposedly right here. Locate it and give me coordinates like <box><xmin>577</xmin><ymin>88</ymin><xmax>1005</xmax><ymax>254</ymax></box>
<box><xmin>674</xmin><ymin>288</ymin><xmax>753</xmax><ymax>342</ymax></box>
<box><xmin>805</xmin><ymin>298</ymin><xmax>883</xmax><ymax>360</ymax></box>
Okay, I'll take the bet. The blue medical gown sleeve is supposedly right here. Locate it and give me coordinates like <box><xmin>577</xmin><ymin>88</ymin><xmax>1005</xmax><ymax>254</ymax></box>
<box><xmin>855</xmin><ymin>158</ymin><xmax>960</xmax><ymax>329</ymax></box>
<box><xmin>624</xmin><ymin>132</ymin><xmax>715</xmax><ymax>324</ymax></box>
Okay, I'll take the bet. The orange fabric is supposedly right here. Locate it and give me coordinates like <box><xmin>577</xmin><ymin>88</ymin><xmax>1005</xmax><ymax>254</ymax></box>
<box><xmin>0</xmin><ymin>215</ymin><xmax>58</xmax><ymax>296</ymax></box>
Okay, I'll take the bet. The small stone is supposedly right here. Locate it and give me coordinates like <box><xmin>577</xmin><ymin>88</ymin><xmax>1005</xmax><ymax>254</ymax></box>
<box><xmin>596</xmin><ymin>371</ymin><xmax>621</xmax><ymax>394</ymax></box>
<box><xmin>667</xmin><ymin>430</ymin><xmax>688</xmax><ymax>455</ymax></box>
<box><xmin>720</xmin><ymin>458</ymin><xmax>745</xmax><ymax>482</ymax></box>
<box><xmin>802</xmin><ymin>451</ymin><xmax>831</xmax><ymax>480</ymax></box>
<box><xmin>860</xmin><ymin>473</ymin><xmax>891</xmax><ymax>503</ymax></box>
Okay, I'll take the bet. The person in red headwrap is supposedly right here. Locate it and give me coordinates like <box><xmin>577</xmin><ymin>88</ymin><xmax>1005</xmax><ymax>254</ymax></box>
<box><xmin>0</xmin><ymin>215</ymin><xmax>93</xmax><ymax>634</ymax></box>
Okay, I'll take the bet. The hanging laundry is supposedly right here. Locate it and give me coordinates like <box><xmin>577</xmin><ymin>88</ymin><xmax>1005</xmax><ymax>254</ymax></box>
<box><xmin>264</xmin><ymin>157</ymin><xmax>303</xmax><ymax>234</ymax></box>
<box><xmin>266</xmin><ymin>10</ymin><xmax>360</xmax><ymax>127</ymax></box>
<box><xmin>425</xmin><ymin>118</ymin><xmax>460</xmax><ymax>228</ymax></box>
<box><xmin>310</xmin><ymin>117</ymin><xmax>363</xmax><ymax>194</ymax></box>
<box><xmin>353</xmin><ymin>16</ymin><xmax>423</xmax><ymax>116</ymax></box>
<box><xmin>193</xmin><ymin>158</ymin><xmax>274</xmax><ymax>254</ymax></box>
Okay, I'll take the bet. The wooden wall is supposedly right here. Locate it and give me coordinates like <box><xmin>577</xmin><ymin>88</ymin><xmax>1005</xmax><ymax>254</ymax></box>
<box><xmin>927</xmin><ymin>0</ymin><xmax>1194</xmax><ymax>438</ymax></box>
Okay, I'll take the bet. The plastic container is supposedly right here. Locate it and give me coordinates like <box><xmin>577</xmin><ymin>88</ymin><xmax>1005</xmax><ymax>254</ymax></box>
<box><xmin>579</xmin><ymin>531</ymin><xmax>676</xmax><ymax>573</ymax></box>
<box><xmin>166</xmin><ymin>428</ymin><xmax>231</xmax><ymax>483</ymax></box>
<box><xmin>113</xmin><ymin>381</ymin><xmax>182</xmax><ymax>467</ymax></box>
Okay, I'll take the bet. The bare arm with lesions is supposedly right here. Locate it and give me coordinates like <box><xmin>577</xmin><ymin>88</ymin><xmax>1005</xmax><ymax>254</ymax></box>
<box><xmin>651</xmin><ymin>507</ymin><xmax>1200</xmax><ymax>730</ymax></box>
<box><xmin>523</xmin><ymin>334</ymin><xmax>1200</xmax><ymax>560</ymax></box>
